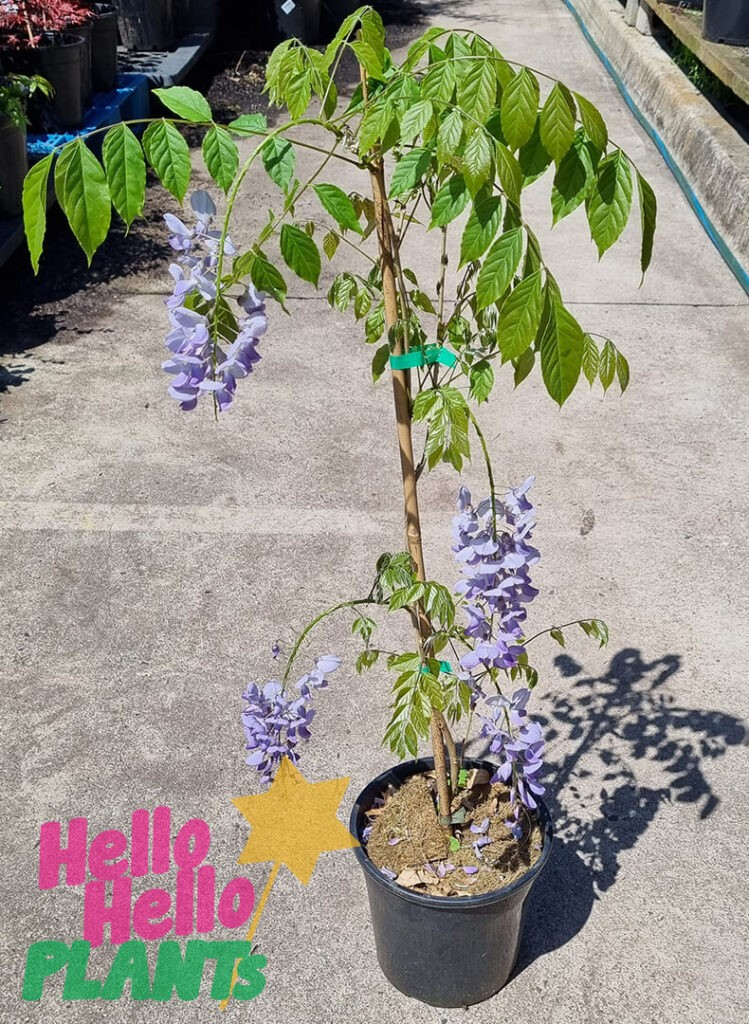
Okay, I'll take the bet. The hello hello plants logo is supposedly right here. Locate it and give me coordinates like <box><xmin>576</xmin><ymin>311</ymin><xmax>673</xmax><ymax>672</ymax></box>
<box><xmin>23</xmin><ymin>759</ymin><xmax>358</xmax><ymax>1004</ymax></box>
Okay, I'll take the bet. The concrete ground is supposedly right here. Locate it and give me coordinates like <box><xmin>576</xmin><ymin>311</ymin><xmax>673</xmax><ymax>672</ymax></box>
<box><xmin>1</xmin><ymin>1</ymin><xmax>748</xmax><ymax>1021</ymax></box>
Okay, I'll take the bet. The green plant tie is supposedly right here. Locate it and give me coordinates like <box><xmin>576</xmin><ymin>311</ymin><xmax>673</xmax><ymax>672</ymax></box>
<box><xmin>421</xmin><ymin>661</ymin><xmax>452</xmax><ymax>675</ymax></box>
<box><xmin>389</xmin><ymin>345</ymin><xmax>457</xmax><ymax>370</ymax></box>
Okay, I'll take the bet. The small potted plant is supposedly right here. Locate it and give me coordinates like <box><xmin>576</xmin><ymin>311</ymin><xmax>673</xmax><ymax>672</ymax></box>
<box><xmin>22</xmin><ymin>5</ymin><xmax>656</xmax><ymax>1006</ymax></box>
<box><xmin>0</xmin><ymin>1</ymin><xmax>89</xmax><ymax>128</ymax></box>
<box><xmin>0</xmin><ymin>71</ymin><xmax>51</xmax><ymax>215</ymax></box>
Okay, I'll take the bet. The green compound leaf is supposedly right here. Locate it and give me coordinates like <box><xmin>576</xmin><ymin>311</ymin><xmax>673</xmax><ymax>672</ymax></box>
<box><xmin>573</xmin><ymin>91</ymin><xmax>608</xmax><ymax>152</ymax></box>
<box><xmin>280</xmin><ymin>223</ymin><xmax>321</xmax><ymax>286</ymax></box>
<box><xmin>22</xmin><ymin>152</ymin><xmax>53</xmax><ymax>273</ymax></box>
<box><xmin>462</xmin><ymin>127</ymin><xmax>493</xmax><ymax>197</ymax></box>
<box><xmin>539</xmin><ymin>296</ymin><xmax>584</xmax><ymax>406</ymax></box>
<box><xmin>388</xmin><ymin>147</ymin><xmax>432</xmax><ymax>197</ymax></box>
<box><xmin>497</xmin><ymin>270</ymin><xmax>544</xmax><ymax>362</ymax></box>
<box><xmin>551</xmin><ymin>129</ymin><xmax>599</xmax><ymax>224</ymax></box>
<box><xmin>202</xmin><ymin>125</ymin><xmax>239</xmax><ymax>194</ymax></box>
<box><xmin>581</xmin><ymin>333</ymin><xmax>600</xmax><ymax>385</ymax></box>
<box><xmin>458</xmin><ymin>56</ymin><xmax>496</xmax><ymax>124</ymax></box>
<box><xmin>142</xmin><ymin>119</ymin><xmax>191</xmax><ymax>202</ymax></box>
<box><xmin>636</xmin><ymin>169</ymin><xmax>657</xmax><ymax>279</ymax></box>
<box><xmin>460</xmin><ymin>193</ymin><xmax>502</xmax><ymax>266</ymax></box>
<box><xmin>540</xmin><ymin>82</ymin><xmax>576</xmax><ymax>165</ymax></box>
<box><xmin>586</xmin><ymin>150</ymin><xmax>633</xmax><ymax>257</ymax></box>
<box><xmin>261</xmin><ymin>136</ymin><xmax>295</xmax><ymax>193</ymax></box>
<box><xmin>475</xmin><ymin>227</ymin><xmax>524</xmax><ymax>310</ymax></box>
<box><xmin>500</xmin><ymin>66</ymin><xmax>540</xmax><ymax>151</ymax></box>
<box><xmin>102</xmin><ymin>123</ymin><xmax>146</xmax><ymax>229</ymax></box>
<box><xmin>429</xmin><ymin>173</ymin><xmax>470</xmax><ymax>229</ymax></box>
<box><xmin>313</xmin><ymin>183</ymin><xmax>363</xmax><ymax>234</ymax></box>
<box><xmin>54</xmin><ymin>139</ymin><xmax>111</xmax><ymax>265</ymax></box>
<box><xmin>153</xmin><ymin>85</ymin><xmax>212</xmax><ymax>123</ymax></box>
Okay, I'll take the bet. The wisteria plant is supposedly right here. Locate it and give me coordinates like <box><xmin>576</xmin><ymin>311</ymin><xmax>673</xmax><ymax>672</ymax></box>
<box><xmin>22</xmin><ymin>7</ymin><xmax>654</xmax><ymax>845</ymax></box>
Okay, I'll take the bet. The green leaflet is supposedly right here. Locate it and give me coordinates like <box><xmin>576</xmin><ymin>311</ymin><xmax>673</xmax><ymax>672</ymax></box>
<box><xmin>459</xmin><ymin>193</ymin><xmax>502</xmax><ymax>265</ymax></box>
<box><xmin>102</xmin><ymin>123</ymin><xmax>146</xmax><ymax>229</ymax></box>
<box><xmin>496</xmin><ymin>270</ymin><xmax>544</xmax><ymax>362</ymax></box>
<box><xmin>421</xmin><ymin>60</ymin><xmax>455</xmax><ymax>104</ymax></box>
<box><xmin>540</xmin><ymin>82</ymin><xmax>576</xmax><ymax>165</ymax></box>
<box><xmin>458</xmin><ymin>56</ymin><xmax>496</xmax><ymax>124</ymax></box>
<box><xmin>142</xmin><ymin>119</ymin><xmax>191</xmax><ymax>202</ymax></box>
<box><xmin>313</xmin><ymin>183</ymin><xmax>363</xmax><ymax>234</ymax></box>
<box><xmin>586</xmin><ymin>150</ymin><xmax>633</xmax><ymax>257</ymax></box>
<box><xmin>261</xmin><ymin>136</ymin><xmax>295</xmax><ymax>192</ymax></box>
<box><xmin>573</xmin><ymin>91</ymin><xmax>608</xmax><ymax>152</ymax></box>
<box><xmin>228</xmin><ymin>113</ymin><xmax>268</xmax><ymax>136</ymax></box>
<box><xmin>500</xmin><ymin>67</ymin><xmax>539</xmax><ymax>151</ymax></box>
<box><xmin>599</xmin><ymin>339</ymin><xmax>616</xmax><ymax>392</ymax></box>
<box><xmin>202</xmin><ymin>125</ymin><xmax>239</xmax><ymax>194</ymax></box>
<box><xmin>400</xmin><ymin>99</ymin><xmax>435</xmax><ymax>145</ymax></box>
<box><xmin>152</xmin><ymin>85</ymin><xmax>212</xmax><ymax>123</ymax></box>
<box><xmin>581</xmin><ymin>333</ymin><xmax>600</xmax><ymax>385</ymax></box>
<box><xmin>437</xmin><ymin>108</ymin><xmax>463</xmax><ymax>166</ymax></box>
<box><xmin>636</xmin><ymin>169</ymin><xmax>656</xmax><ymax>279</ymax></box>
<box><xmin>494</xmin><ymin>143</ymin><xmax>523</xmax><ymax>202</ymax></box>
<box><xmin>475</xmin><ymin>227</ymin><xmax>524</xmax><ymax>310</ymax></box>
<box><xmin>469</xmin><ymin>359</ymin><xmax>494</xmax><ymax>403</ymax></box>
<box><xmin>54</xmin><ymin>139</ymin><xmax>111</xmax><ymax>264</ymax></box>
<box><xmin>551</xmin><ymin>129</ymin><xmax>599</xmax><ymax>224</ymax></box>
<box><xmin>247</xmin><ymin>252</ymin><xmax>288</xmax><ymax>307</ymax></box>
<box><xmin>389</xmin><ymin>148</ymin><xmax>431</xmax><ymax>197</ymax></box>
<box><xmin>280</xmin><ymin>223</ymin><xmax>321</xmax><ymax>286</ymax></box>
<box><xmin>462</xmin><ymin>127</ymin><xmax>493</xmax><ymax>196</ymax></box>
<box><xmin>518</xmin><ymin>117</ymin><xmax>551</xmax><ymax>185</ymax></box>
<box><xmin>429</xmin><ymin>173</ymin><xmax>470</xmax><ymax>229</ymax></box>
<box><xmin>539</xmin><ymin>295</ymin><xmax>584</xmax><ymax>406</ymax></box>
<box><xmin>22</xmin><ymin>153</ymin><xmax>53</xmax><ymax>273</ymax></box>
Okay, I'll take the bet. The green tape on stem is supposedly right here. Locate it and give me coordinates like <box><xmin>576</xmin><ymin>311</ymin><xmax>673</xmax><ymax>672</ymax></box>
<box><xmin>421</xmin><ymin>661</ymin><xmax>452</xmax><ymax>675</ymax></box>
<box><xmin>389</xmin><ymin>345</ymin><xmax>457</xmax><ymax>370</ymax></box>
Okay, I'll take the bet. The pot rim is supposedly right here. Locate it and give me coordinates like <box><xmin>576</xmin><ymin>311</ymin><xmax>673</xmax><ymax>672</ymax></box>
<box><xmin>350</xmin><ymin>756</ymin><xmax>553</xmax><ymax>909</ymax></box>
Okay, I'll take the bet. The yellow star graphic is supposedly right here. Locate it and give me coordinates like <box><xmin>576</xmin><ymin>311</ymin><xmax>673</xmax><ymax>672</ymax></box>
<box><xmin>232</xmin><ymin>756</ymin><xmax>359</xmax><ymax>885</ymax></box>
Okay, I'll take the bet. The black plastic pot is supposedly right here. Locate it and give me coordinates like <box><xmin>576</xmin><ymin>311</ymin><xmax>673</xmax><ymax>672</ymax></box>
<box><xmin>703</xmin><ymin>0</ymin><xmax>749</xmax><ymax>45</ymax></box>
<box><xmin>76</xmin><ymin>19</ymin><xmax>93</xmax><ymax>107</ymax></box>
<box><xmin>118</xmin><ymin>0</ymin><xmax>174</xmax><ymax>51</ymax></box>
<box><xmin>8</xmin><ymin>35</ymin><xmax>86</xmax><ymax>129</ymax></box>
<box><xmin>350</xmin><ymin>757</ymin><xmax>553</xmax><ymax>1007</ymax></box>
<box><xmin>91</xmin><ymin>5</ymin><xmax>119</xmax><ymax>93</ymax></box>
<box><xmin>0</xmin><ymin>121</ymin><xmax>28</xmax><ymax>217</ymax></box>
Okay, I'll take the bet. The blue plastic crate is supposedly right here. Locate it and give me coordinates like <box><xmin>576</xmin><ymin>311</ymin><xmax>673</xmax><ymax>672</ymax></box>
<box><xmin>27</xmin><ymin>73</ymin><xmax>150</xmax><ymax>159</ymax></box>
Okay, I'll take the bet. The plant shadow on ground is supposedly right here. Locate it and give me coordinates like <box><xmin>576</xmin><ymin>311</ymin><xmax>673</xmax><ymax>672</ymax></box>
<box><xmin>471</xmin><ymin>646</ymin><xmax>744</xmax><ymax>974</ymax></box>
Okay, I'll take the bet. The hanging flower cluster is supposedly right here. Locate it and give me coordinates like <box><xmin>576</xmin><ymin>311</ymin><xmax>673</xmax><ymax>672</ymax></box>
<box><xmin>479</xmin><ymin>687</ymin><xmax>545</xmax><ymax>818</ymax></box>
<box><xmin>241</xmin><ymin>655</ymin><xmax>341</xmax><ymax>785</ymax></box>
<box><xmin>162</xmin><ymin>191</ymin><xmax>266</xmax><ymax>412</ymax></box>
<box><xmin>452</xmin><ymin>478</ymin><xmax>539</xmax><ymax>678</ymax></box>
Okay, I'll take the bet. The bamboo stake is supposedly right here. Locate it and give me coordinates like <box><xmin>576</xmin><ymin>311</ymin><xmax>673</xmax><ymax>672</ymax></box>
<box><xmin>360</xmin><ymin>65</ymin><xmax>453</xmax><ymax>825</ymax></box>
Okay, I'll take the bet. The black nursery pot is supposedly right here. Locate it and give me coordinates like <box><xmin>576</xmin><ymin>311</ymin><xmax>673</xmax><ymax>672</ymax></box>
<box><xmin>26</xmin><ymin>34</ymin><xmax>85</xmax><ymax>129</ymax></box>
<box><xmin>91</xmin><ymin>5</ymin><xmax>119</xmax><ymax>93</ymax></box>
<box><xmin>350</xmin><ymin>757</ymin><xmax>553</xmax><ymax>1008</ymax></box>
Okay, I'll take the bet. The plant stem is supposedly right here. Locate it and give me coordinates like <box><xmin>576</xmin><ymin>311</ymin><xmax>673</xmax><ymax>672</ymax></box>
<box><xmin>466</xmin><ymin>408</ymin><xmax>498</xmax><ymax>539</ymax></box>
<box><xmin>281</xmin><ymin>598</ymin><xmax>376</xmax><ymax>690</ymax></box>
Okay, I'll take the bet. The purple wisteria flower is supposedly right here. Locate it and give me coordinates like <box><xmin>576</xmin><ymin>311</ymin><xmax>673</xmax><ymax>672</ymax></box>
<box><xmin>161</xmin><ymin>191</ymin><xmax>267</xmax><ymax>413</ymax></box>
<box><xmin>452</xmin><ymin>479</ymin><xmax>539</xmax><ymax>678</ymax></box>
<box><xmin>241</xmin><ymin>654</ymin><xmax>340</xmax><ymax>784</ymax></box>
<box><xmin>479</xmin><ymin>687</ymin><xmax>546</xmax><ymax>812</ymax></box>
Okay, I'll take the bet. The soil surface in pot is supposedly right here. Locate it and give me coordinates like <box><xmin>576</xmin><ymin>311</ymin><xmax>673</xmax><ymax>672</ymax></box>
<box><xmin>364</xmin><ymin>769</ymin><xmax>542</xmax><ymax>897</ymax></box>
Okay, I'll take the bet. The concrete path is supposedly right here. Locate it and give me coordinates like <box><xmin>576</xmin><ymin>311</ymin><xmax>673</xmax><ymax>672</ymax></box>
<box><xmin>1</xmin><ymin>1</ymin><xmax>748</xmax><ymax>1021</ymax></box>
